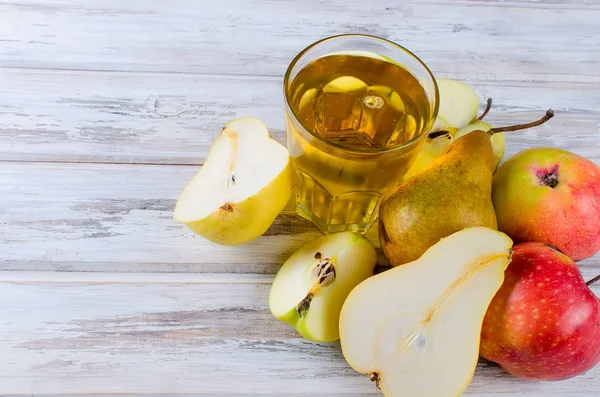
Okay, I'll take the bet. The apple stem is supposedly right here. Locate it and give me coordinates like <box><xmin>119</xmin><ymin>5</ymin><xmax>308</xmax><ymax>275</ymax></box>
<box><xmin>489</xmin><ymin>109</ymin><xmax>554</xmax><ymax>134</ymax></box>
<box><xmin>476</xmin><ymin>98</ymin><xmax>493</xmax><ymax>121</ymax></box>
<box><xmin>586</xmin><ymin>274</ymin><xmax>600</xmax><ymax>287</ymax></box>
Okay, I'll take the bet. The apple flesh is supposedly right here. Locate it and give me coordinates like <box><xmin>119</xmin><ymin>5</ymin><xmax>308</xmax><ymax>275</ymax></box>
<box><xmin>481</xmin><ymin>242</ymin><xmax>600</xmax><ymax>380</ymax></box>
<box><xmin>269</xmin><ymin>231</ymin><xmax>377</xmax><ymax>342</ymax></box>
<box><xmin>173</xmin><ymin>117</ymin><xmax>294</xmax><ymax>245</ymax></box>
<box><xmin>492</xmin><ymin>147</ymin><xmax>600</xmax><ymax>261</ymax></box>
<box><xmin>339</xmin><ymin>227</ymin><xmax>513</xmax><ymax>396</ymax></box>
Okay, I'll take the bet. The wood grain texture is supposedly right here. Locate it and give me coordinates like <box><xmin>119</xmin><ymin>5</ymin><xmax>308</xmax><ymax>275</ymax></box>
<box><xmin>1</xmin><ymin>68</ymin><xmax>600</xmax><ymax>165</ymax></box>
<box><xmin>2</xmin><ymin>0</ymin><xmax>600</xmax><ymax>395</ymax></box>
<box><xmin>0</xmin><ymin>271</ymin><xmax>598</xmax><ymax>395</ymax></box>
<box><xmin>1</xmin><ymin>0</ymin><xmax>599</xmax><ymax>81</ymax></box>
<box><xmin>0</xmin><ymin>161</ymin><xmax>382</xmax><ymax>273</ymax></box>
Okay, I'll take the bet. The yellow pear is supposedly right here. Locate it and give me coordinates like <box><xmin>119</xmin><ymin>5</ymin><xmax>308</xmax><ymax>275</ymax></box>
<box><xmin>173</xmin><ymin>117</ymin><xmax>293</xmax><ymax>245</ymax></box>
<box><xmin>379</xmin><ymin>129</ymin><xmax>498</xmax><ymax>267</ymax></box>
<box><xmin>339</xmin><ymin>227</ymin><xmax>513</xmax><ymax>397</ymax></box>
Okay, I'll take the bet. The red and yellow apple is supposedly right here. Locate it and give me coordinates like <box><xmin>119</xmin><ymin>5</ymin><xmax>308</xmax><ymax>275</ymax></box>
<box><xmin>480</xmin><ymin>242</ymin><xmax>600</xmax><ymax>380</ymax></box>
<box><xmin>492</xmin><ymin>147</ymin><xmax>600</xmax><ymax>261</ymax></box>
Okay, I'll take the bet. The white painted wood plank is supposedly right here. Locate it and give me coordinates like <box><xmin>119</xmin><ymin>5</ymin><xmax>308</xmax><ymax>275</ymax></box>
<box><xmin>1</xmin><ymin>68</ymin><xmax>599</xmax><ymax>164</ymax></box>
<box><xmin>2</xmin><ymin>161</ymin><xmax>599</xmax><ymax>277</ymax></box>
<box><xmin>0</xmin><ymin>161</ymin><xmax>370</xmax><ymax>273</ymax></box>
<box><xmin>1</xmin><ymin>0</ymin><xmax>599</xmax><ymax>82</ymax></box>
<box><xmin>0</xmin><ymin>160</ymin><xmax>596</xmax><ymax>274</ymax></box>
<box><xmin>0</xmin><ymin>272</ymin><xmax>598</xmax><ymax>395</ymax></box>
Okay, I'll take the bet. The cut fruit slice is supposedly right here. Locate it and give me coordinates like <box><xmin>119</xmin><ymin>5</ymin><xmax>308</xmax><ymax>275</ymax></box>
<box><xmin>269</xmin><ymin>232</ymin><xmax>377</xmax><ymax>342</ymax></box>
<box><xmin>173</xmin><ymin>117</ymin><xmax>293</xmax><ymax>245</ymax></box>
<box><xmin>431</xmin><ymin>78</ymin><xmax>480</xmax><ymax>133</ymax></box>
<box><xmin>369</xmin><ymin>85</ymin><xmax>405</xmax><ymax>112</ymax></box>
<box><xmin>298</xmin><ymin>88</ymin><xmax>318</xmax><ymax>111</ymax></box>
<box><xmin>339</xmin><ymin>227</ymin><xmax>513</xmax><ymax>396</ymax></box>
<box><xmin>404</xmin><ymin>79</ymin><xmax>487</xmax><ymax>180</ymax></box>
<box><xmin>322</xmin><ymin>76</ymin><xmax>367</xmax><ymax>93</ymax></box>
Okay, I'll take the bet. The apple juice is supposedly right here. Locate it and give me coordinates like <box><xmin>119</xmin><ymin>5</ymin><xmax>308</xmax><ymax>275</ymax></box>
<box><xmin>285</xmin><ymin>53</ymin><xmax>434</xmax><ymax>233</ymax></box>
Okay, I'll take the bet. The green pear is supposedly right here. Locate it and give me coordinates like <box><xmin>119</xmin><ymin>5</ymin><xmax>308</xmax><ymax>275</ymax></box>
<box><xmin>339</xmin><ymin>227</ymin><xmax>513</xmax><ymax>397</ymax></box>
<box><xmin>269</xmin><ymin>232</ymin><xmax>377</xmax><ymax>342</ymax></box>
<box><xmin>173</xmin><ymin>117</ymin><xmax>294</xmax><ymax>245</ymax></box>
<box><xmin>379</xmin><ymin>129</ymin><xmax>498</xmax><ymax>267</ymax></box>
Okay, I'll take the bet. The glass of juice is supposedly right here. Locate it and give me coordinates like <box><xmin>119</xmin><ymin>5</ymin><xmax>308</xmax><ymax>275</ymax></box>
<box><xmin>283</xmin><ymin>34</ymin><xmax>439</xmax><ymax>234</ymax></box>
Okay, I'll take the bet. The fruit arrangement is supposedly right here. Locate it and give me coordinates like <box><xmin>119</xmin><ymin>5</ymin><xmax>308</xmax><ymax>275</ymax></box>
<box><xmin>173</xmin><ymin>78</ymin><xmax>600</xmax><ymax>396</ymax></box>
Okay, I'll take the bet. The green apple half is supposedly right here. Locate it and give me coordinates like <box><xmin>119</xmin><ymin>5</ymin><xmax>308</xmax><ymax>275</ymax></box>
<box><xmin>173</xmin><ymin>117</ymin><xmax>294</xmax><ymax>245</ymax></box>
<box><xmin>339</xmin><ymin>227</ymin><xmax>513</xmax><ymax>396</ymax></box>
<box><xmin>269</xmin><ymin>232</ymin><xmax>377</xmax><ymax>342</ymax></box>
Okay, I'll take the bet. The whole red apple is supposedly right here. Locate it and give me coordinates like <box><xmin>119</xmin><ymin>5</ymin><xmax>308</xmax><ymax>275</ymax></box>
<box><xmin>492</xmin><ymin>147</ymin><xmax>600</xmax><ymax>261</ymax></box>
<box><xmin>480</xmin><ymin>242</ymin><xmax>600</xmax><ymax>380</ymax></box>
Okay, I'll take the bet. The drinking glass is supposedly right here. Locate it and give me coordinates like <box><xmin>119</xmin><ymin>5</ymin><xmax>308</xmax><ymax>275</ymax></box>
<box><xmin>283</xmin><ymin>34</ymin><xmax>439</xmax><ymax>234</ymax></box>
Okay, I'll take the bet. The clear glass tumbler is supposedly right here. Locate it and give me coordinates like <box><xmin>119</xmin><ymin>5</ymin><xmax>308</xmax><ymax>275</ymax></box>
<box><xmin>283</xmin><ymin>34</ymin><xmax>439</xmax><ymax>234</ymax></box>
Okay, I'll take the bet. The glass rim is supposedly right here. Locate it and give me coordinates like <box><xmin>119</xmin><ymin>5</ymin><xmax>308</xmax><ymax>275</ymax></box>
<box><xmin>283</xmin><ymin>33</ymin><xmax>440</xmax><ymax>155</ymax></box>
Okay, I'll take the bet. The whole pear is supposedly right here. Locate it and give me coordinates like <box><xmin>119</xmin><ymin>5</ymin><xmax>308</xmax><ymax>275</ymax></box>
<box><xmin>379</xmin><ymin>129</ymin><xmax>498</xmax><ymax>266</ymax></box>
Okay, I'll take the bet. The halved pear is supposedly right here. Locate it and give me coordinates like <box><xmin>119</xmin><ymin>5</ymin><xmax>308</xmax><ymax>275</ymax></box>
<box><xmin>269</xmin><ymin>232</ymin><xmax>377</xmax><ymax>342</ymax></box>
<box><xmin>404</xmin><ymin>79</ymin><xmax>482</xmax><ymax>180</ymax></box>
<box><xmin>173</xmin><ymin>117</ymin><xmax>293</xmax><ymax>245</ymax></box>
<box><xmin>339</xmin><ymin>227</ymin><xmax>513</xmax><ymax>397</ymax></box>
<box><xmin>431</xmin><ymin>78</ymin><xmax>480</xmax><ymax>133</ymax></box>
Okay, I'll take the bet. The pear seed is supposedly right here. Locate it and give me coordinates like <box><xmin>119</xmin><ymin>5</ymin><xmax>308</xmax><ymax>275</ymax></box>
<box><xmin>297</xmin><ymin>293</ymin><xmax>313</xmax><ymax>318</ymax></box>
<box><xmin>318</xmin><ymin>268</ymin><xmax>336</xmax><ymax>287</ymax></box>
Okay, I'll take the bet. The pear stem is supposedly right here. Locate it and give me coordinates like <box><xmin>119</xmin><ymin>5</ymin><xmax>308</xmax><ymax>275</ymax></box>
<box><xmin>489</xmin><ymin>109</ymin><xmax>554</xmax><ymax>135</ymax></box>
<box><xmin>476</xmin><ymin>98</ymin><xmax>493</xmax><ymax>121</ymax></box>
<box><xmin>586</xmin><ymin>274</ymin><xmax>600</xmax><ymax>287</ymax></box>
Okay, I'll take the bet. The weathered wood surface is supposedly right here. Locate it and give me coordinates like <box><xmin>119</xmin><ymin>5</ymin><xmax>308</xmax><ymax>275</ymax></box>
<box><xmin>1</xmin><ymin>0</ymin><xmax>599</xmax><ymax>395</ymax></box>
<box><xmin>1</xmin><ymin>271</ymin><xmax>598</xmax><ymax>395</ymax></box>
<box><xmin>2</xmin><ymin>68</ymin><xmax>600</xmax><ymax>165</ymax></box>
<box><xmin>1</xmin><ymin>0</ymin><xmax>599</xmax><ymax>80</ymax></box>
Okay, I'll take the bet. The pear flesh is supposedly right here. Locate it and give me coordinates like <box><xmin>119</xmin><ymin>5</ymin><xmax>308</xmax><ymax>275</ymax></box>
<box><xmin>431</xmin><ymin>78</ymin><xmax>480</xmax><ymax>133</ymax></box>
<box><xmin>404</xmin><ymin>78</ymin><xmax>506</xmax><ymax>180</ymax></box>
<box><xmin>173</xmin><ymin>117</ymin><xmax>293</xmax><ymax>245</ymax></box>
<box><xmin>339</xmin><ymin>227</ymin><xmax>513</xmax><ymax>397</ymax></box>
<box><xmin>379</xmin><ymin>129</ymin><xmax>498</xmax><ymax>267</ymax></box>
<box><xmin>269</xmin><ymin>232</ymin><xmax>377</xmax><ymax>342</ymax></box>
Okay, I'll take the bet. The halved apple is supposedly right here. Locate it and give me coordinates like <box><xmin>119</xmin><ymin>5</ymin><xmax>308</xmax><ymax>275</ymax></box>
<box><xmin>269</xmin><ymin>232</ymin><xmax>377</xmax><ymax>342</ymax></box>
<box><xmin>339</xmin><ymin>227</ymin><xmax>513</xmax><ymax>396</ymax></box>
<box><xmin>173</xmin><ymin>117</ymin><xmax>294</xmax><ymax>245</ymax></box>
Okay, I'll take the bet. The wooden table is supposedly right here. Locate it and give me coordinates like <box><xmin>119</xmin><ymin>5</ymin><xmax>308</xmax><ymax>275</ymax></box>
<box><xmin>1</xmin><ymin>1</ymin><xmax>599</xmax><ymax>395</ymax></box>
